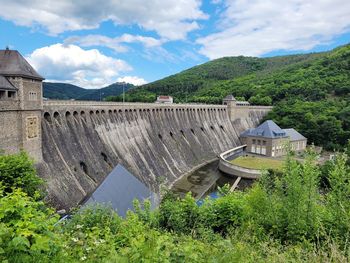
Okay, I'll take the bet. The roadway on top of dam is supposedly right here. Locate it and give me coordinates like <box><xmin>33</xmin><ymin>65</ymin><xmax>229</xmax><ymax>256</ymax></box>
<box><xmin>43</xmin><ymin>99</ymin><xmax>272</xmax><ymax>112</ymax></box>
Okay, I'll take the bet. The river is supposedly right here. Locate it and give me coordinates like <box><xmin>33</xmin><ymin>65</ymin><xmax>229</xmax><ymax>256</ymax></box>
<box><xmin>171</xmin><ymin>159</ymin><xmax>254</xmax><ymax>199</ymax></box>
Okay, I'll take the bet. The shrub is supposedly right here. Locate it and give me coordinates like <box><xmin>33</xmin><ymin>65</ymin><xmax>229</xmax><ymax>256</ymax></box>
<box><xmin>0</xmin><ymin>151</ymin><xmax>43</xmax><ymax>197</ymax></box>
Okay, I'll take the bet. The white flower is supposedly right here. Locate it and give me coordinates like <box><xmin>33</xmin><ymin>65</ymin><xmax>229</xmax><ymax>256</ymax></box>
<box><xmin>80</xmin><ymin>256</ymin><xmax>87</xmax><ymax>261</ymax></box>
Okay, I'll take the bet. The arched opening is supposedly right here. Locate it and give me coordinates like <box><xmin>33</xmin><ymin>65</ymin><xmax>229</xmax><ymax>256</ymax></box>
<box><xmin>44</xmin><ymin>112</ymin><xmax>52</xmax><ymax>123</ymax></box>
<box><xmin>169</xmin><ymin>132</ymin><xmax>174</xmax><ymax>138</ymax></box>
<box><xmin>101</xmin><ymin>152</ymin><xmax>108</xmax><ymax>163</ymax></box>
<box><xmin>80</xmin><ymin>161</ymin><xmax>88</xmax><ymax>175</ymax></box>
<box><xmin>210</xmin><ymin>125</ymin><xmax>214</xmax><ymax>130</ymax></box>
<box><xmin>220</xmin><ymin>125</ymin><xmax>225</xmax><ymax>131</ymax></box>
<box><xmin>81</xmin><ymin>111</ymin><xmax>85</xmax><ymax>117</ymax></box>
<box><xmin>65</xmin><ymin>111</ymin><xmax>71</xmax><ymax>118</ymax></box>
<box><xmin>108</xmin><ymin>110</ymin><xmax>112</xmax><ymax>114</ymax></box>
<box><xmin>190</xmin><ymin>128</ymin><xmax>195</xmax><ymax>135</ymax></box>
<box><xmin>53</xmin><ymin>111</ymin><xmax>60</xmax><ymax>119</ymax></box>
<box><xmin>180</xmin><ymin>130</ymin><xmax>185</xmax><ymax>137</ymax></box>
<box><xmin>73</xmin><ymin>111</ymin><xmax>78</xmax><ymax>118</ymax></box>
<box><xmin>158</xmin><ymin>134</ymin><xmax>162</xmax><ymax>140</ymax></box>
<box><xmin>200</xmin><ymin>127</ymin><xmax>205</xmax><ymax>132</ymax></box>
<box><xmin>90</xmin><ymin>110</ymin><xmax>94</xmax><ymax>115</ymax></box>
<box><xmin>96</xmin><ymin>110</ymin><xmax>100</xmax><ymax>115</ymax></box>
<box><xmin>101</xmin><ymin>110</ymin><xmax>105</xmax><ymax>114</ymax></box>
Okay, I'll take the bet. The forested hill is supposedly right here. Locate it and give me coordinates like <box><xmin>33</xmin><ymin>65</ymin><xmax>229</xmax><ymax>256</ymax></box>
<box><xmin>43</xmin><ymin>82</ymin><xmax>133</xmax><ymax>101</ymax></box>
<box><xmin>120</xmin><ymin>51</ymin><xmax>324</xmax><ymax>103</ymax></box>
<box><xmin>114</xmin><ymin>44</ymin><xmax>350</xmax><ymax>150</ymax></box>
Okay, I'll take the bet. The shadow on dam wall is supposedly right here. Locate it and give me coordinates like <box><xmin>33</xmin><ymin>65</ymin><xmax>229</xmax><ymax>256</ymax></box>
<box><xmin>37</xmin><ymin>106</ymin><xmax>267</xmax><ymax>210</ymax></box>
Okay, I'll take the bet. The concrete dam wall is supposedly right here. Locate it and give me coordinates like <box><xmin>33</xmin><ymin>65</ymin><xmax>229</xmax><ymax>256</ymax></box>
<box><xmin>37</xmin><ymin>101</ymin><xmax>271</xmax><ymax>209</ymax></box>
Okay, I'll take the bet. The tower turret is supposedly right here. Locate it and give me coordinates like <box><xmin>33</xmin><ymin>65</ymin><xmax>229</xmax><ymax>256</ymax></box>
<box><xmin>0</xmin><ymin>49</ymin><xmax>44</xmax><ymax>161</ymax></box>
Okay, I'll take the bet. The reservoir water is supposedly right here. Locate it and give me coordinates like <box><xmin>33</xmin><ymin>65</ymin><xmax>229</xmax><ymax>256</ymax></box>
<box><xmin>171</xmin><ymin>159</ymin><xmax>254</xmax><ymax>199</ymax></box>
<box><xmin>85</xmin><ymin>159</ymin><xmax>254</xmax><ymax>217</ymax></box>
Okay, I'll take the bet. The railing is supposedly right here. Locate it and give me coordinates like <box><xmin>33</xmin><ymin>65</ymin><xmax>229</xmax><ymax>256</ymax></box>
<box><xmin>218</xmin><ymin>145</ymin><xmax>262</xmax><ymax>179</ymax></box>
<box><xmin>43</xmin><ymin>100</ymin><xmax>227</xmax><ymax>108</ymax></box>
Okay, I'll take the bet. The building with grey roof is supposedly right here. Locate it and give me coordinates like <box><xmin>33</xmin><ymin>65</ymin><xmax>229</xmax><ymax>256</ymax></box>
<box><xmin>0</xmin><ymin>48</ymin><xmax>43</xmax><ymax>161</ymax></box>
<box><xmin>0</xmin><ymin>49</ymin><xmax>44</xmax><ymax>80</ymax></box>
<box><xmin>240</xmin><ymin>120</ymin><xmax>307</xmax><ymax>157</ymax></box>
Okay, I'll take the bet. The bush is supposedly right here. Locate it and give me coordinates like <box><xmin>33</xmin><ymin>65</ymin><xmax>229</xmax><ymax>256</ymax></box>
<box><xmin>0</xmin><ymin>151</ymin><xmax>43</xmax><ymax>197</ymax></box>
<box><xmin>0</xmin><ymin>188</ymin><xmax>60</xmax><ymax>262</ymax></box>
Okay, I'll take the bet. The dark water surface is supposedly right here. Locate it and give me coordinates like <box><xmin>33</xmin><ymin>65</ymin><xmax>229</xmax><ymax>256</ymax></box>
<box><xmin>85</xmin><ymin>164</ymin><xmax>159</xmax><ymax>217</ymax></box>
<box><xmin>171</xmin><ymin>159</ymin><xmax>254</xmax><ymax>199</ymax></box>
<box><xmin>85</xmin><ymin>160</ymin><xmax>254</xmax><ymax>217</ymax></box>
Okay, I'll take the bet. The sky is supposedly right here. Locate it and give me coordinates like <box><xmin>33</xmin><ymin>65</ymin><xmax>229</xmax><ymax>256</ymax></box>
<box><xmin>0</xmin><ymin>0</ymin><xmax>349</xmax><ymax>88</ymax></box>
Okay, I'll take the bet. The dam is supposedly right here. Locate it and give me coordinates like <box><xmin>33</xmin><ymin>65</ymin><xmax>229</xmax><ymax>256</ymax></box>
<box><xmin>38</xmin><ymin>100</ymin><xmax>271</xmax><ymax>209</ymax></box>
<box><xmin>0</xmin><ymin>49</ymin><xmax>272</xmax><ymax>210</ymax></box>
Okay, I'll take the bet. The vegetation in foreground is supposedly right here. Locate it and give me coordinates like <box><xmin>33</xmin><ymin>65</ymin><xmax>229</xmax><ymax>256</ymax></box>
<box><xmin>1</xmin><ymin>148</ymin><xmax>350</xmax><ymax>262</ymax></box>
<box><xmin>230</xmin><ymin>155</ymin><xmax>283</xmax><ymax>170</ymax></box>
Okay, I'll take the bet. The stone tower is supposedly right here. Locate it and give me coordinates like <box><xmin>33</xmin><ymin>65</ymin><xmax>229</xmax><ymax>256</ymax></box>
<box><xmin>222</xmin><ymin>94</ymin><xmax>237</xmax><ymax>121</ymax></box>
<box><xmin>0</xmin><ymin>48</ymin><xmax>44</xmax><ymax>162</ymax></box>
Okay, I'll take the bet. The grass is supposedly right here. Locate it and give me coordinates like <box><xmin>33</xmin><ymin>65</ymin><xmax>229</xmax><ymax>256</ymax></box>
<box><xmin>230</xmin><ymin>156</ymin><xmax>283</xmax><ymax>170</ymax></box>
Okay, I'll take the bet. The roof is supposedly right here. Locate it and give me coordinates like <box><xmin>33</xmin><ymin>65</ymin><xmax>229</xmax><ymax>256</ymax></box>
<box><xmin>283</xmin><ymin>128</ymin><xmax>307</xmax><ymax>141</ymax></box>
<box><xmin>0</xmin><ymin>49</ymin><xmax>44</xmax><ymax>80</ymax></box>
<box><xmin>0</xmin><ymin>75</ymin><xmax>17</xmax><ymax>91</ymax></box>
<box><xmin>223</xmin><ymin>94</ymin><xmax>236</xmax><ymax>101</ymax></box>
<box><xmin>241</xmin><ymin>120</ymin><xmax>288</xmax><ymax>139</ymax></box>
<box><xmin>158</xmin><ymin>95</ymin><xmax>172</xmax><ymax>99</ymax></box>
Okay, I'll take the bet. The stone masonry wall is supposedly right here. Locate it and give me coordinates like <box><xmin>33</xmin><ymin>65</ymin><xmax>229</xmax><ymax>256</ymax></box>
<box><xmin>37</xmin><ymin>101</ymin><xmax>271</xmax><ymax>209</ymax></box>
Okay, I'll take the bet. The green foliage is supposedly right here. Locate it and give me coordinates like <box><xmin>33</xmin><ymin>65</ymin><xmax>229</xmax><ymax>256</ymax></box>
<box><xmin>0</xmin><ymin>151</ymin><xmax>43</xmax><ymax>197</ymax></box>
<box><xmin>115</xmin><ymin>44</ymin><xmax>350</xmax><ymax>149</ymax></box>
<box><xmin>43</xmin><ymin>82</ymin><xmax>133</xmax><ymax>101</ymax></box>
<box><xmin>1</xmin><ymin>151</ymin><xmax>350</xmax><ymax>261</ymax></box>
<box><xmin>0</xmin><ymin>188</ymin><xmax>60</xmax><ymax>262</ymax></box>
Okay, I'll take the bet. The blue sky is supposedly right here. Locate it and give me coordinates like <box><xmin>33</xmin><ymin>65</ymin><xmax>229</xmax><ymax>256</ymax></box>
<box><xmin>0</xmin><ymin>0</ymin><xmax>349</xmax><ymax>88</ymax></box>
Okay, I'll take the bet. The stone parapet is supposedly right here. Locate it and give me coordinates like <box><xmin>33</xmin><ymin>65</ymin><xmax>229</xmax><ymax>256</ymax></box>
<box><xmin>218</xmin><ymin>145</ymin><xmax>262</xmax><ymax>179</ymax></box>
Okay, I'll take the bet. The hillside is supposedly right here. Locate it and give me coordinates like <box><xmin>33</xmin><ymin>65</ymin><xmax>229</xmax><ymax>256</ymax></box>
<box><xmin>118</xmin><ymin>44</ymin><xmax>350</xmax><ymax>149</ymax></box>
<box><xmin>122</xmin><ymin>52</ymin><xmax>323</xmax><ymax>103</ymax></box>
<box><xmin>43</xmin><ymin>82</ymin><xmax>133</xmax><ymax>101</ymax></box>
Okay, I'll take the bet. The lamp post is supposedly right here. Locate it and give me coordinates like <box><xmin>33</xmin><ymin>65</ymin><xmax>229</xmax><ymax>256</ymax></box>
<box><xmin>123</xmin><ymin>83</ymin><xmax>125</xmax><ymax>103</ymax></box>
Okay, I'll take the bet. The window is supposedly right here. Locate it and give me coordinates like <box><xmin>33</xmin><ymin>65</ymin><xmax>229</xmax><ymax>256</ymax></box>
<box><xmin>29</xmin><ymin>91</ymin><xmax>37</xmax><ymax>101</ymax></box>
<box><xmin>8</xmin><ymin>91</ymin><xmax>16</xmax><ymax>98</ymax></box>
<box><xmin>0</xmin><ymin>90</ymin><xmax>5</xmax><ymax>99</ymax></box>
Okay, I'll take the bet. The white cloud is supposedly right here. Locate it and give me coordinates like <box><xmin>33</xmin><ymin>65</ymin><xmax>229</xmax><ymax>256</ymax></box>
<box><xmin>117</xmin><ymin>76</ymin><xmax>147</xmax><ymax>86</ymax></box>
<box><xmin>197</xmin><ymin>0</ymin><xmax>350</xmax><ymax>59</ymax></box>
<box><xmin>65</xmin><ymin>34</ymin><xmax>163</xmax><ymax>53</ymax></box>
<box><xmin>27</xmin><ymin>44</ymin><xmax>131</xmax><ymax>88</ymax></box>
<box><xmin>0</xmin><ymin>0</ymin><xmax>207</xmax><ymax>40</ymax></box>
